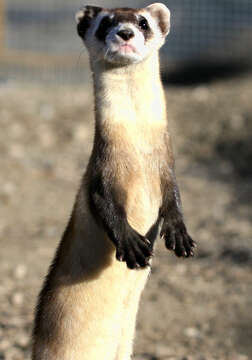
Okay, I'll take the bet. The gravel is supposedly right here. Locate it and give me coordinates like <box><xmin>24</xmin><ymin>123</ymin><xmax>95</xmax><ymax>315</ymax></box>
<box><xmin>0</xmin><ymin>72</ymin><xmax>252</xmax><ymax>359</ymax></box>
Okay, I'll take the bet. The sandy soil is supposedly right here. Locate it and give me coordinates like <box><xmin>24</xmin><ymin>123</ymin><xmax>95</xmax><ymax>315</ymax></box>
<box><xmin>0</xmin><ymin>72</ymin><xmax>251</xmax><ymax>360</ymax></box>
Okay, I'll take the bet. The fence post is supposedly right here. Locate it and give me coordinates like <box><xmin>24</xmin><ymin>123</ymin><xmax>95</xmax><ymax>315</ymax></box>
<box><xmin>0</xmin><ymin>0</ymin><xmax>5</xmax><ymax>54</ymax></box>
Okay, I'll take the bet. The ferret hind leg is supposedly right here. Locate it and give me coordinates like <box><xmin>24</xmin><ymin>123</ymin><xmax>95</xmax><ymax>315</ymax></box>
<box><xmin>115</xmin><ymin>267</ymin><xmax>150</xmax><ymax>360</ymax></box>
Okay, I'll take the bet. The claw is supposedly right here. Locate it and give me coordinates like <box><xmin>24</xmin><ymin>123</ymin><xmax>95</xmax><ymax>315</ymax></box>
<box><xmin>144</xmin><ymin>238</ymin><xmax>151</xmax><ymax>245</ymax></box>
<box><xmin>161</xmin><ymin>219</ymin><xmax>196</xmax><ymax>259</ymax></box>
<box><xmin>116</xmin><ymin>229</ymin><xmax>153</xmax><ymax>269</ymax></box>
<box><xmin>116</xmin><ymin>252</ymin><xmax>124</xmax><ymax>261</ymax></box>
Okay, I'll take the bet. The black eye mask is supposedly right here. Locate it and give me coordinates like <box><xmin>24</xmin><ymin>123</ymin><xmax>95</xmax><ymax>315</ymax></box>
<box><xmin>95</xmin><ymin>12</ymin><xmax>153</xmax><ymax>43</ymax></box>
<box><xmin>95</xmin><ymin>16</ymin><xmax>115</xmax><ymax>42</ymax></box>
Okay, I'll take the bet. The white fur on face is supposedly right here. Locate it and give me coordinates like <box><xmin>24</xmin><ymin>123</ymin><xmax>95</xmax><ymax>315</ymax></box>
<box><xmin>80</xmin><ymin>8</ymin><xmax>168</xmax><ymax>66</ymax></box>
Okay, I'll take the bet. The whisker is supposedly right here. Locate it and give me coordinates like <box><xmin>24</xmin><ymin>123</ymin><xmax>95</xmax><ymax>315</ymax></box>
<box><xmin>104</xmin><ymin>48</ymin><xmax>110</xmax><ymax>61</ymax></box>
<box><xmin>75</xmin><ymin>47</ymin><xmax>86</xmax><ymax>69</ymax></box>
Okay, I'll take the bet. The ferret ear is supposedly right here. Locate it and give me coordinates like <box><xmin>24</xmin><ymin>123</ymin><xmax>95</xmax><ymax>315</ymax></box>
<box><xmin>76</xmin><ymin>6</ymin><xmax>102</xmax><ymax>39</ymax></box>
<box><xmin>146</xmin><ymin>3</ymin><xmax>171</xmax><ymax>37</ymax></box>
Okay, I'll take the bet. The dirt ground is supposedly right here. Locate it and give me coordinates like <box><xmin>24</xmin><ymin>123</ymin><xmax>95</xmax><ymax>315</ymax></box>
<box><xmin>0</xmin><ymin>70</ymin><xmax>252</xmax><ymax>360</ymax></box>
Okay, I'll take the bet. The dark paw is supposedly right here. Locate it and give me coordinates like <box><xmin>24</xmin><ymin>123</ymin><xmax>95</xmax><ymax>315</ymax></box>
<box><xmin>160</xmin><ymin>217</ymin><xmax>196</xmax><ymax>258</ymax></box>
<box><xmin>115</xmin><ymin>226</ymin><xmax>153</xmax><ymax>269</ymax></box>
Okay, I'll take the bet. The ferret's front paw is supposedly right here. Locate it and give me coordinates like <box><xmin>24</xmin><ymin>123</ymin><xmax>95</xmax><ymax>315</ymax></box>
<box><xmin>160</xmin><ymin>216</ymin><xmax>196</xmax><ymax>258</ymax></box>
<box><xmin>115</xmin><ymin>227</ymin><xmax>153</xmax><ymax>269</ymax></box>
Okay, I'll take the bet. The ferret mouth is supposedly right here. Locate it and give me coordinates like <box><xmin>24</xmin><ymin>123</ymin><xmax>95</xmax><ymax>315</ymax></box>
<box><xmin>109</xmin><ymin>41</ymin><xmax>139</xmax><ymax>56</ymax></box>
<box><xmin>118</xmin><ymin>43</ymin><xmax>137</xmax><ymax>54</ymax></box>
<box><xmin>105</xmin><ymin>41</ymin><xmax>141</xmax><ymax>64</ymax></box>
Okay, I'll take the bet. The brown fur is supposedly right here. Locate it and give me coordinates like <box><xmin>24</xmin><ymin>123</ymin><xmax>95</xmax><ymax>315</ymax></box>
<box><xmin>32</xmin><ymin>4</ymin><xmax>195</xmax><ymax>360</ymax></box>
<box><xmin>32</xmin><ymin>52</ymin><xmax>170</xmax><ymax>360</ymax></box>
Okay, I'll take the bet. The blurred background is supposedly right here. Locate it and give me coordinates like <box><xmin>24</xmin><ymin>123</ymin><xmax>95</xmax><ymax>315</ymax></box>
<box><xmin>1</xmin><ymin>0</ymin><xmax>252</xmax><ymax>82</ymax></box>
<box><xmin>0</xmin><ymin>1</ymin><xmax>252</xmax><ymax>360</ymax></box>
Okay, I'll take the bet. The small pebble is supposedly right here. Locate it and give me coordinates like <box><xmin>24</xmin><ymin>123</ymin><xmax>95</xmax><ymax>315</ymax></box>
<box><xmin>155</xmin><ymin>343</ymin><xmax>174</xmax><ymax>357</ymax></box>
<box><xmin>192</xmin><ymin>86</ymin><xmax>209</xmax><ymax>102</ymax></box>
<box><xmin>9</xmin><ymin>144</ymin><xmax>25</xmax><ymax>159</ymax></box>
<box><xmin>73</xmin><ymin>124</ymin><xmax>89</xmax><ymax>142</ymax></box>
<box><xmin>176</xmin><ymin>263</ymin><xmax>187</xmax><ymax>274</ymax></box>
<box><xmin>14</xmin><ymin>264</ymin><xmax>27</xmax><ymax>280</ymax></box>
<box><xmin>2</xmin><ymin>182</ymin><xmax>17</xmax><ymax>196</ymax></box>
<box><xmin>184</xmin><ymin>327</ymin><xmax>201</xmax><ymax>338</ymax></box>
<box><xmin>11</xmin><ymin>292</ymin><xmax>24</xmax><ymax>306</ymax></box>
<box><xmin>15</xmin><ymin>333</ymin><xmax>30</xmax><ymax>348</ymax></box>
<box><xmin>39</xmin><ymin>127</ymin><xmax>55</xmax><ymax>148</ymax></box>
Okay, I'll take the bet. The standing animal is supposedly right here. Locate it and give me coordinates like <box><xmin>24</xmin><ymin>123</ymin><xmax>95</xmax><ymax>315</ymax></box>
<box><xmin>32</xmin><ymin>3</ymin><xmax>196</xmax><ymax>360</ymax></box>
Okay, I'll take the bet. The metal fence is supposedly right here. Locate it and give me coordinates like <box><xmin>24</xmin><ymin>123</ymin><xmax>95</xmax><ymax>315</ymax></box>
<box><xmin>1</xmin><ymin>0</ymin><xmax>252</xmax><ymax>83</ymax></box>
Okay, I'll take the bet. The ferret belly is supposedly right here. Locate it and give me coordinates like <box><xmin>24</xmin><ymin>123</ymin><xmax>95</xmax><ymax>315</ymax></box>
<box><xmin>111</xmin><ymin>125</ymin><xmax>163</xmax><ymax>236</ymax></box>
<box><xmin>125</xmin><ymin>170</ymin><xmax>162</xmax><ymax>236</ymax></box>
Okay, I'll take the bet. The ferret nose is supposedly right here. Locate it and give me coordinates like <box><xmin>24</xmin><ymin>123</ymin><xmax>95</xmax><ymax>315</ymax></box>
<box><xmin>117</xmin><ymin>29</ymin><xmax>134</xmax><ymax>41</ymax></box>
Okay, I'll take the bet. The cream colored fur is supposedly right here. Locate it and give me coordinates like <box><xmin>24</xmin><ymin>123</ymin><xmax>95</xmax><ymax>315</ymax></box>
<box><xmin>92</xmin><ymin>53</ymin><xmax>167</xmax><ymax>236</ymax></box>
<box><xmin>32</xmin><ymin>17</ymin><xmax>169</xmax><ymax>360</ymax></box>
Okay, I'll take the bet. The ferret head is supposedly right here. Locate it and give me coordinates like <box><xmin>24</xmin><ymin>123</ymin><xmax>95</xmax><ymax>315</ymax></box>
<box><xmin>76</xmin><ymin>3</ymin><xmax>170</xmax><ymax>66</ymax></box>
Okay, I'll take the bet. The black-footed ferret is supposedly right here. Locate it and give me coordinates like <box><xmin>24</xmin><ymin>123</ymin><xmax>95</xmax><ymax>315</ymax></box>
<box><xmin>32</xmin><ymin>4</ymin><xmax>196</xmax><ymax>360</ymax></box>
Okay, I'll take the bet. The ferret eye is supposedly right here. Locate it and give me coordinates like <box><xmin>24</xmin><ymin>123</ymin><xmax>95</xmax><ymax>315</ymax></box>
<box><xmin>139</xmin><ymin>17</ymin><xmax>149</xmax><ymax>31</ymax></box>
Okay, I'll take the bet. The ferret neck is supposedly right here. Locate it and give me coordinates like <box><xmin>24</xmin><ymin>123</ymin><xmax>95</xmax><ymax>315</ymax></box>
<box><xmin>91</xmin><ymin>52</ymin><xmax>166</xmax><ymax>127</ymax></box>
<box><xmin>92</xmin><ymin>52</ymin><xmax>161</xmax><ymax>85</ymax></box>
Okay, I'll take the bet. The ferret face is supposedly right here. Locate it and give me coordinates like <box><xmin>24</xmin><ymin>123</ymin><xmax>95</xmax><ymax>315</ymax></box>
<box><xmin>76</xmin><ymin>3</ymin><xmax>170</xmax><ymax>66</ymax></box>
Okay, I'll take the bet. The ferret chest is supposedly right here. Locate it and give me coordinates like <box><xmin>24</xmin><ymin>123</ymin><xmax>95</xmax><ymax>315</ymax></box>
<box><xmin>113</xmin><ymin>139</ymin><xmax>162</xmax><ymax>236</ymax></box>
